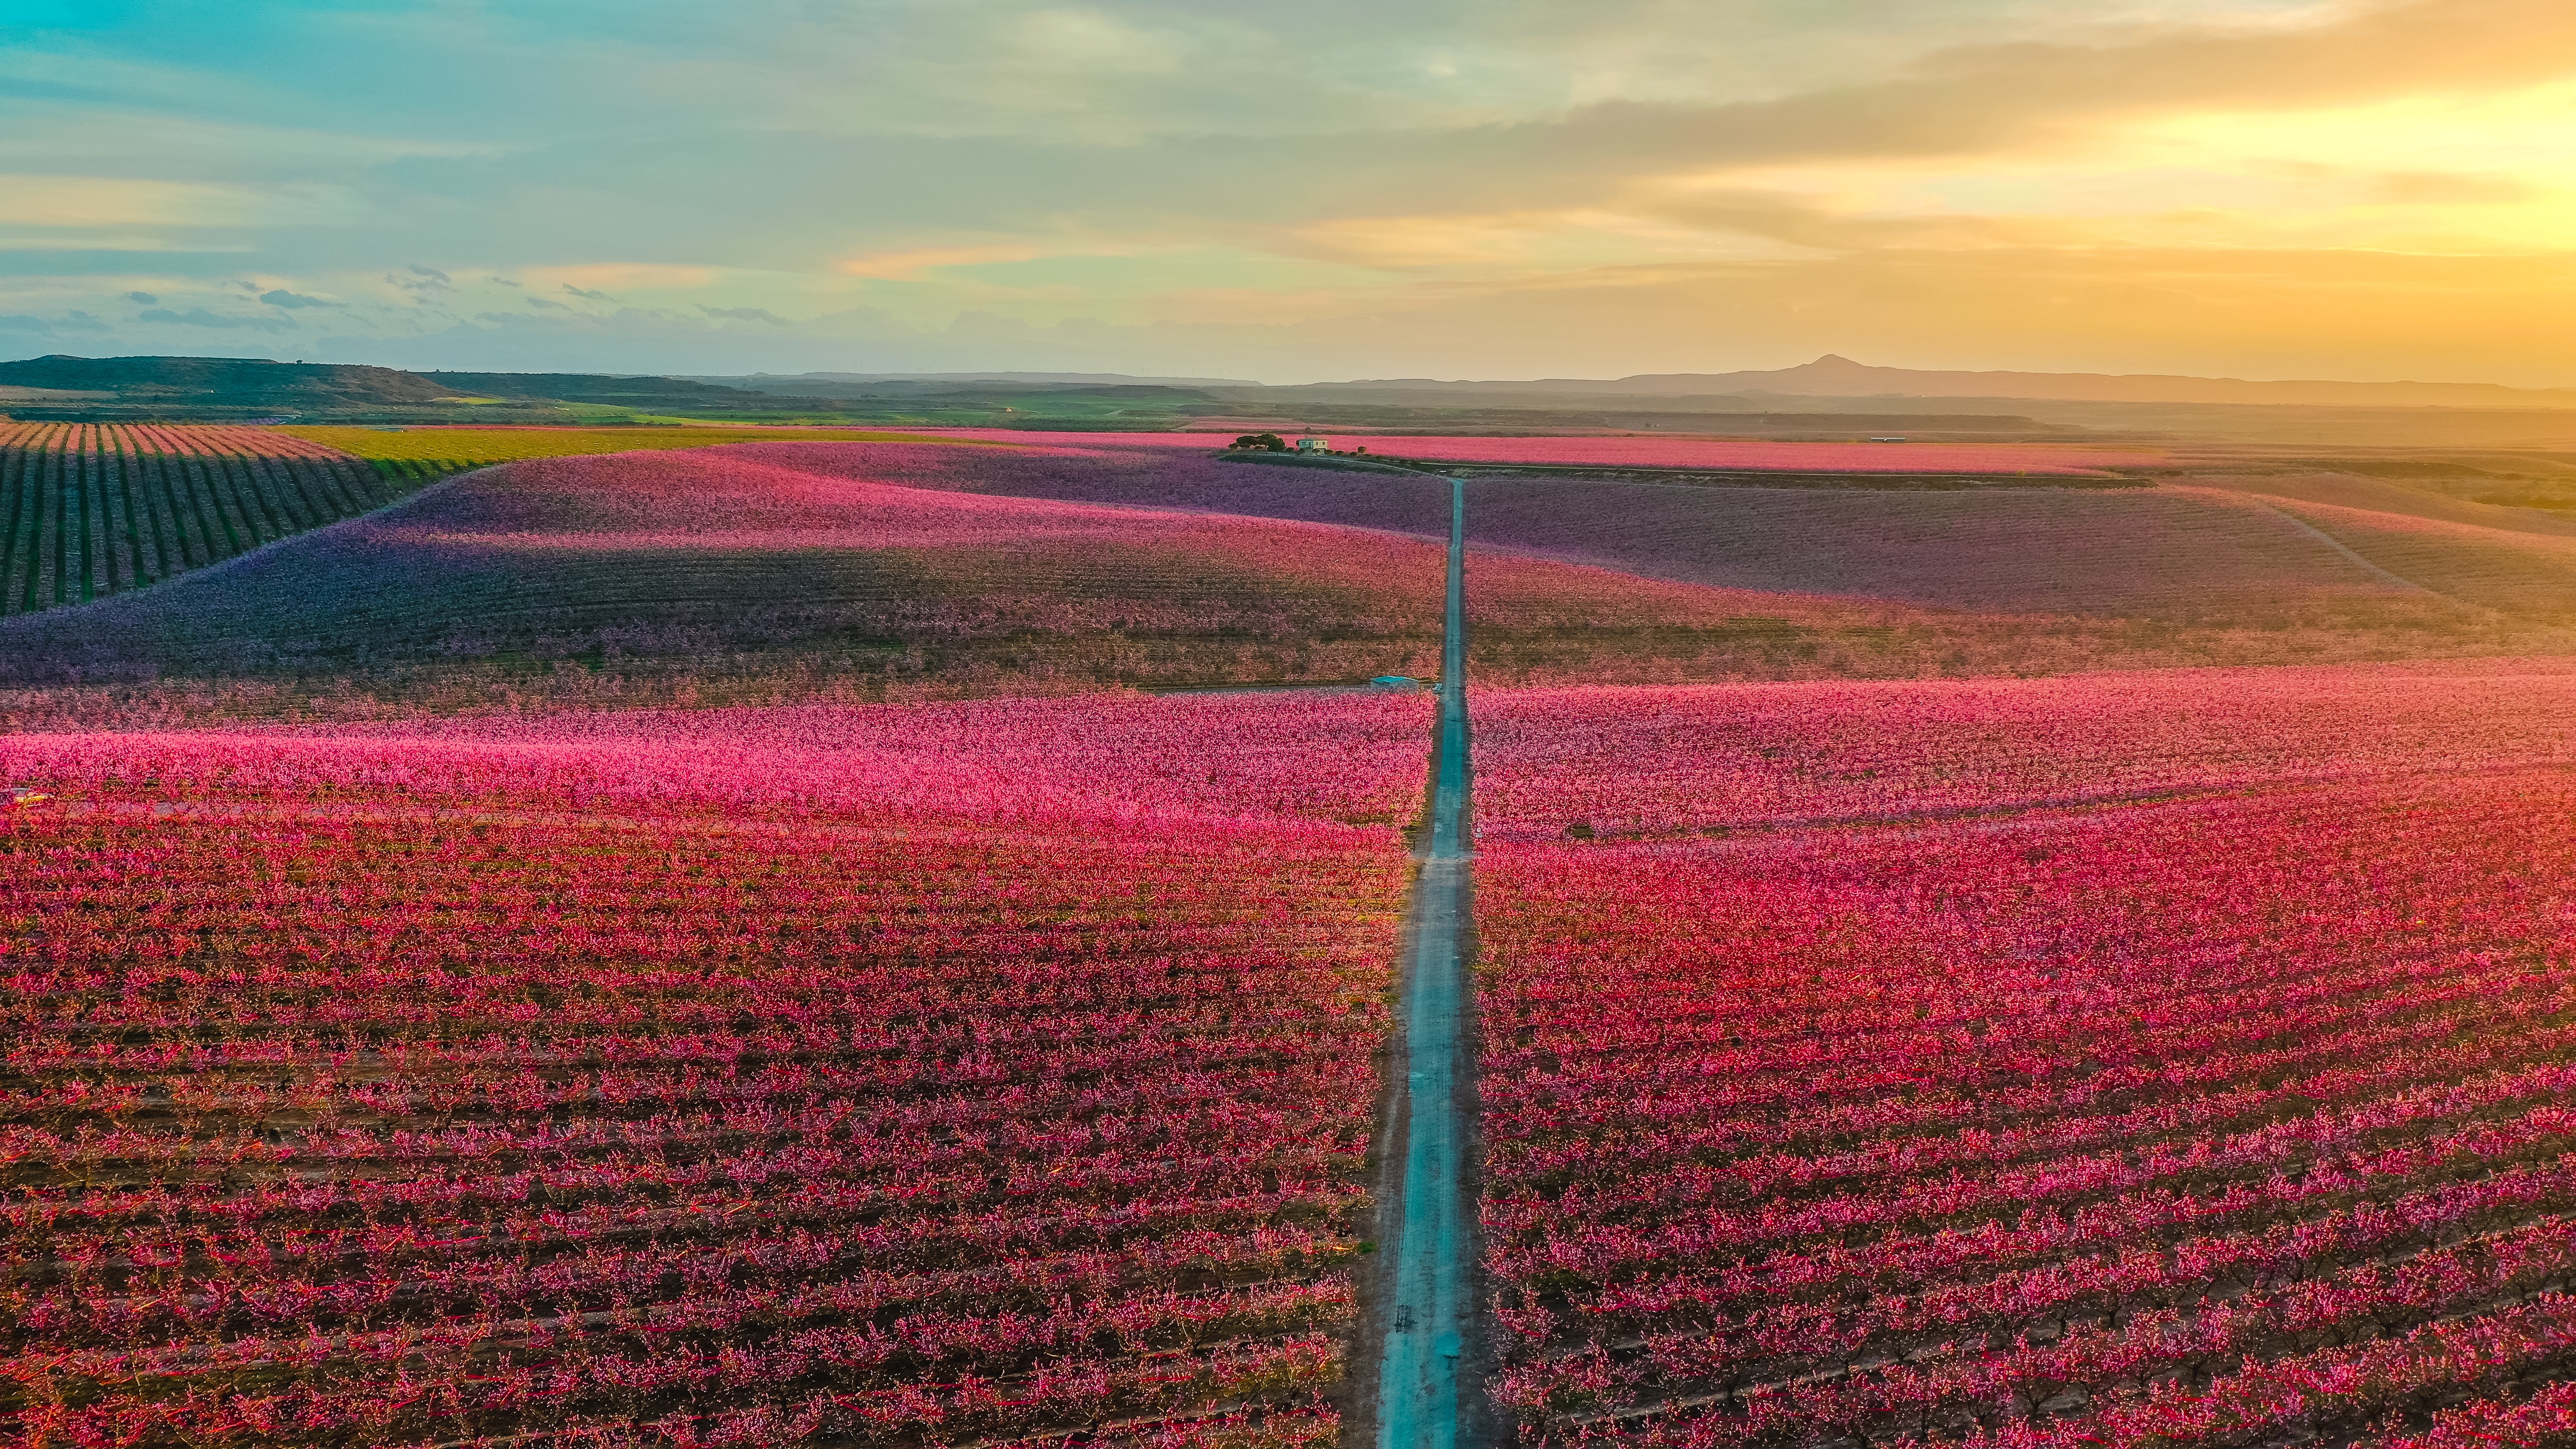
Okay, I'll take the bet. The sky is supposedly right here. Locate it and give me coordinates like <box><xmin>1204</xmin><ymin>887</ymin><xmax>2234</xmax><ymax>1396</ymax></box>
<box><xmin>4</xmin><ymin>0</ymin><xmax>2575</xmax><ymax>385</ymax></box>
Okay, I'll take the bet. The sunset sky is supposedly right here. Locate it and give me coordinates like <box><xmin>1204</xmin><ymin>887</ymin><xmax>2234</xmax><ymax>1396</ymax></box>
<box><xmin>5</xmin><ymin>0</ymin><xmax>2574</xmax><ymax>383</ymax></box>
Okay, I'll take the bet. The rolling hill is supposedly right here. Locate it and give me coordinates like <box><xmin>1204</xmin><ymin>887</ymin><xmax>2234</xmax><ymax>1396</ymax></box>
<box><xmin>773</xmin><ymin>435</ymin><xmax>2576</xmax><ymax>621</ymax></box>
<box><xmin>23</xmin><ymin>354</ymin><xmax>2576</xmax><ymax>443</ymax></box>
<box><xmin>0</xmin><ymin>354</ymin><xmax>844</xmax><ymax>424</ymax></box>
<box><xmin>0</xmin><ymin>354</ymin><xmax>459</xmax><ymax>409</ymax></box>
<box><xmin>15</xmin><ymin>431</ymin><xmax>2576</xmax><ymax>726</ymax></box>
<box><xmin>1310</xmin><ymin>354</ymin><xmax>2576</xmax><ymax>410</ymax></box>
<box><xmin>0</xmin><ymin>441</ymin><xmax>2014</xmax><ymax>723</ymax></box>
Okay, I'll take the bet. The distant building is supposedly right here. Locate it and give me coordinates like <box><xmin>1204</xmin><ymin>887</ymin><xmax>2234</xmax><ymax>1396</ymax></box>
<box><xmin>1294</xmin><ymin>436</ymin><xmax>1328</xmax><ymax>453</ymax></box>
<box><xmin>1868</xmin><ymin>435</ymin><xmax>1908</xmax><ymax>443</ymax></box>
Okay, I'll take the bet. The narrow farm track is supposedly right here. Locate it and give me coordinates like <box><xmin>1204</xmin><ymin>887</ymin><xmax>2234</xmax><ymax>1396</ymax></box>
<box><xmin>1377</xmin><ymin>477</ymin><xmax>1489</xmax><ymax>1449</ymax></box>
<box><xmin>2246</xmin><ymin>497</ymin><xmax>2444</xmax><ymax>596</ymax></box>
<box><xmin>0</xmin><ymin>421</ymin><xmax>444</xmax><ymax>614</ymax></box>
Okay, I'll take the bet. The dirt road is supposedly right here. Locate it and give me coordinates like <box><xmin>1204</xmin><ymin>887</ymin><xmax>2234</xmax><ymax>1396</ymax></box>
<box><xmin>1377</xmin><ymin>476</ymin><xmax>1483</xmax><ymax>1449</ymax></box>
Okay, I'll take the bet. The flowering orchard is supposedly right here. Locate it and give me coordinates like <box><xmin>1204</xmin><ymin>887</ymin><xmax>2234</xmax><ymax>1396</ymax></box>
<box><xmin>0</xmin><ymin>423</ymin><xmax>411</xmax><ymax>614</ymax></box>
<box><xmin>1473</xmin><ymin>666</ymin><xmax>2576</xmax><ymax>1445</ymax></box>
<box><xmin>0</xmin><ymin>692</ymin><xmax>1428</xmax><ymax>1448</ymax></box>
<box><xmin>1469</xmin><ymin>663</ymin><xmax>2576</xmax><ymax>841</ymax></box>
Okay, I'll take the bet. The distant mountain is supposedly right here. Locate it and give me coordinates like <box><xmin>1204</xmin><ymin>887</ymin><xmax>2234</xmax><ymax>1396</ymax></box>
<box><xmin>0</xmin><ymin>356</ymin><xmax>829</xmax><ymax>419</ymax></box>
<box><xmin>424</xmin><ymin>371</ymin><xmax>783</xmax><ymax>407</ymax></box>
<box><xmin>1319</xmin><ymin>355</ymin><xmax>2576</xmax><ymax>411</ymax></box>
<box><xmin>708</xmin><ymin>378</ymin><xmax>1218</xmax><ymax>402</ymax></box>
<box><xmin>690</xmin><ymin>370</ymin><xmax>1260</xmax><ymax>390</ymax></box>
<box><xmin>0</xmin><ymin>354</ymin><xmax>459</xmax><ymax>407</ymax></box>
<box><xmin>0</xmin><ymin>355</ymin><xmax>1237</xmax><ymax>426</ymax></box>
<box><xmin>20</xmin><ymin>354</ymin><xmax>2576</xmax><ymax>438</ymax></box>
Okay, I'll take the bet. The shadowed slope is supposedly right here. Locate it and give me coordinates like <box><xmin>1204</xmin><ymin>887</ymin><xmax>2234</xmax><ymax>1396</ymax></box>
<box><xmin>2254</xmin><ymin>496</ymin><xmax>2576</xmax><ymax>610</ymax></box>
<box><xmin>2190</xmin><ymin>468</ymin><xmax>2576</xmax><ymax>538</ymax></box>
<box><xmin>17</xmin><ymin>439</ymin><xmax>2576</xmax><ymax>727</ymax></box>
<box><xmin>749</xmin><ymin>440</ymin><xmax>2576</xmax><ymax>656</ymax></box>
<box><xmin>0</xmin><ymin>444</ymin><xmax>2031</xmax><ymax>722</ymax></box>
<box><xmin>1446</xmin><ymin>482</ymin><xmax>2391</xmax><ymax>613</ymax></box>
<box><xmin>735</xmin><ymin>440</ymin><xmax>2534</xmax><ymax>615</ymax></box>
<box><xmin>0</xmin><ymin>448</ymin><xmax>1457</xmax><ymax>710</ymax></box>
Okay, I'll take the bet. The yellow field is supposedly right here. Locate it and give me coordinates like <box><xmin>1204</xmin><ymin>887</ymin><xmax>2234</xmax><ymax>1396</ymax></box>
<box><xmin>280</xmin><ymin>425</ymin><xmax>992</xmax><ymax>465</ymax></box>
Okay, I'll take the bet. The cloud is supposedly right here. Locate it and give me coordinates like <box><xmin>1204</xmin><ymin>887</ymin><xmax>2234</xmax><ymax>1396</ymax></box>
<box><xmin>307</xmin><ymin>239</ymin><xmax>2576</xmax><ymax>388</ymax></box>
<box><xmin>837</xmin><ymin>243</ymin><xmax>1058</xmax><ymax>281</ymax></box>
<box><xmin>1460</xmin><ymin>0</ymin><xmax>2576</xmax><ymax>184</ymax></box>
<box><xmin>139</xmin><ymin>306</ymin><xmax>295</xmax><ymax>331</ymax></box>
<box><xmin>0</xmin><ymin>315</ymin><xmax>54</xmax><ymax>333</ymax></box>
<box><xmin>2372</xmin><ymin>170</ymin><xmax>2539</xmax><ymax>205</ymax></box>
<box><xmin>56</xmin><ymin>310</ymin><xmax>109</xmax><ymax>332</ymax></box>
<box><xmin>390</xmin><ymin>265</ymin><xmax>453</xmax><ymax>296</ymax></box>
<box><xmin>0</xmin><ymin>175</ymin><xmax>296</xmax><ymax>228</ymax></box>
<box><xmin>11</xmin><ymin>0</ymin><xmax>2576</xmax><ymax>385</ymax></box>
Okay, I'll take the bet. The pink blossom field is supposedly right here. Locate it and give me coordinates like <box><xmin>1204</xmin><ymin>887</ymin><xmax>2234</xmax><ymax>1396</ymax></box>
<box><xmin>1473</xmin><ymin>658</ymin><xmax>2576</xmax><ymax>1446</ymax></box>
<box><xmin>908</xmin><ymin>430</ymin><xmax>2166</xmax><ymax>476</ymax></box>
<box><xmin>18</xmin><ymin>426</ymin><xmax>2576</xmax><ymax>1447</ymax></box>
<box><xmin>743</xmin><ymin>444</ymin><xmax>2576</xmax><ymax>657</ymax></box>
<box><xmin>0</xmin><ymin>691</ymin><xmax>1425</xmax><ymax>1449</ymax></box>
<box><xmin>1470</xmin><ymin>657</ymin><xmax>2576</xmax><ymax>839</ymax></box>
<box><xmin>0</xmin><ymin>445</ymin><xmax>1568</xmax><ymax>715</ymax></box>
<box><xmin>8</xmin><ymin>441</ymin><xmax>2389</xmax><ymax>726</ymax></box>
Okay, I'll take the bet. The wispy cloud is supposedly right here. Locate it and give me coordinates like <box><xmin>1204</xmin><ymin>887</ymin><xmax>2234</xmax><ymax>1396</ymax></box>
<box><xmin>138</xmin><ymin>306</ymin><xmax>294</xmax><ymax>331</ymax></box>
<box><xmin>835</xmin><ymin>244</ymin><xmax>1063</xmax><ymax>281</ymax></box>
<box><xmin>0</xmin><ymin>311</ymin><xmax>105</xmax><ymax>335</ymax></box>
<box><xmin>5</xmin><ymin>0</ymin><xmax>2576</xmax><ymax>380</ymax></box>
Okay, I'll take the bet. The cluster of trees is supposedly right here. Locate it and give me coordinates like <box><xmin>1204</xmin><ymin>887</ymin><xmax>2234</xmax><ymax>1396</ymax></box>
<box><xmin>1225</xmin><ymin>433</ymin><xmax>1374</xmax><ymax>457</ymax></box>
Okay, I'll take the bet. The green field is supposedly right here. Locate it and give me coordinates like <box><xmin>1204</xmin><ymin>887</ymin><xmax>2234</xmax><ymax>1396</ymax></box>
<box><xmin>282</xmin><ymin>424</ymin><xmax>990</xmax><ymax>470</ymax></box>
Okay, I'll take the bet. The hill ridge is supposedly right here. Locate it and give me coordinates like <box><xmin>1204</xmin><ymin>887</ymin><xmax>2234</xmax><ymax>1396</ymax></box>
<box><xmin>1322</xmin><ymin>354</ymin><xmax>2576</xmax><ymax>410</ymax></box>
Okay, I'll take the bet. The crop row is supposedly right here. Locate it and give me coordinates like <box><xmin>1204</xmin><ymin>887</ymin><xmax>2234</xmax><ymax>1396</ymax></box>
<box><xmin>1477</xmin><ymin>762</ymin><xmax>2576</xmax><ymax>1446</ymax></box>
<box><xmin>0</xmin><ymin>422</ymin><xmax>435</xmax><ymax>615</ymax></box>
<box><xmin>0</xmin><ymin>699</ymin><xmax>1423</xmax><ymax>1448</ymax></box>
